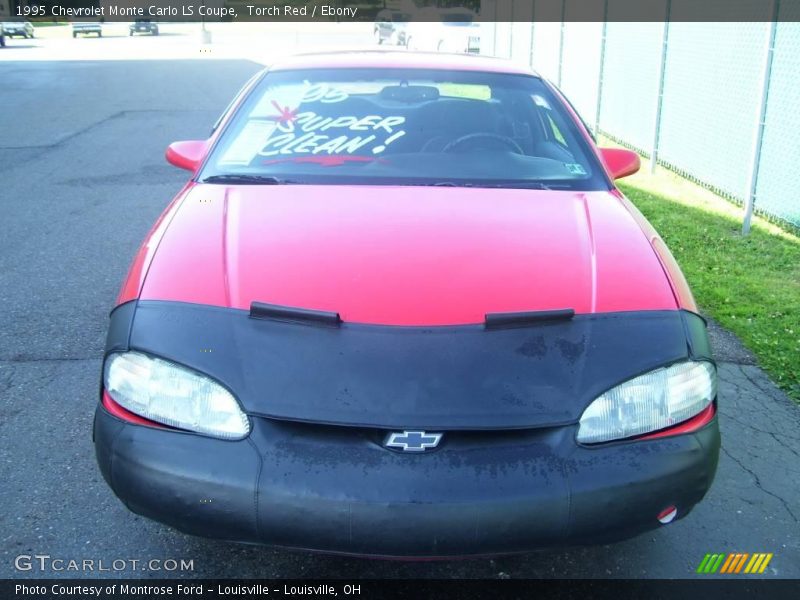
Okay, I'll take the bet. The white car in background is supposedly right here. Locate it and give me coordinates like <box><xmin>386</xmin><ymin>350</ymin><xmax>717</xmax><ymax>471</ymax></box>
<box><xmin>72</xmin><ymin>21</ymin><xmax>102</xmax><ymax>38</ymax></box>
<box><xmin>1</xmin><ymin>17</ymin><xmax>34</xmax><ymax>38</ymax></box>
<box><xmin>405</xmin><ymin>8</ymin><xmax>480</xmax><ymax>54</ymax></box>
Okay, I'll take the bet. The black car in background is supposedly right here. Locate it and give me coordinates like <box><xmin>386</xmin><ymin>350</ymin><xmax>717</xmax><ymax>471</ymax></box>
<box><xmin>129</xmin><ymin>19</ymin><xmax>159</xmax><ymax>36</ymax></box>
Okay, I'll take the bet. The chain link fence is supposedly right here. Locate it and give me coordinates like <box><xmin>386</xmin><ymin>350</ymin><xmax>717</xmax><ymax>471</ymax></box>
<box><xmin>481</xmin><ymin>0</ymin><xmax>800</xmax><ymax>232</ymax></box>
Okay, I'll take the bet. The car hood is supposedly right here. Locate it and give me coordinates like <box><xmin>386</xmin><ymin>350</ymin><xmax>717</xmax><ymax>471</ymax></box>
<box><xmin>140</xmin><ymin>184</ymin><xmax>676</xmax><ymax>326</ymax></box>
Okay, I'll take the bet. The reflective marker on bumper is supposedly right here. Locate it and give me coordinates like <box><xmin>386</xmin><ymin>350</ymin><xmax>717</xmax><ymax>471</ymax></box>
<box><xmin>657</xmin><ymin>505</ymin><xmax>678</xmax><ymax>524</ymax></box>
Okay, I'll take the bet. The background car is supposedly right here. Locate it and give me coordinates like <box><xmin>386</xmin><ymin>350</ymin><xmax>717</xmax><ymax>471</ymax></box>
<box><xmin>129</xmin><ymin>19</ymin><xmax>158</xmax><ymax>36</ymax></box>
<box><xmin>1</xmin><ymin>17</ymin><xmax>34</xmax><ymax>38</ymax></box>
<box><xmin>373</xmin><ymin>8</ymin><xmax>409</xmax><ymax>46</ymax></box>
<box><xmin>0</xmin><ymin>29</ymin><xmax>5</xmax><ymax>47</ymax></box>
<box><xmin>72</xmin><ymin>21</ymin><xmax>102</xmax><ymax>38</ymax></box>
<box><xmin>406</xmin><ymin>8</ymin><xmax>480</xmax><ymax>53</ymax></box>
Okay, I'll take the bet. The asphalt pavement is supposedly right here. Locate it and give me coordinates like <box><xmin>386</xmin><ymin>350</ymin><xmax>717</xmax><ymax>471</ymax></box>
<box><xmin>1</xmin><ymin>32</ymin><xmax>799</xmax><ymax>579</ymax></box>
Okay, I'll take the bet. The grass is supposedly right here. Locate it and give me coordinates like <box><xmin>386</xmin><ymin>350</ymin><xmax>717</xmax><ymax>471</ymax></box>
<box><xmin>614</xmin><ymin>154</ymin><xmax>800</xmax><ymax>402</ymax></box>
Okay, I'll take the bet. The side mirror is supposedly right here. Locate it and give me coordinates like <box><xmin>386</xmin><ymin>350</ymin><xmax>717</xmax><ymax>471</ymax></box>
<box><xmin>165</xmin><ymin>140</ymin><xmax>208</xmax><ymax>173</ymax></box>
<box><xmin>600</xmin><ymin>147</ymin><xmax>641</xmax><ymax>180</ymax></box>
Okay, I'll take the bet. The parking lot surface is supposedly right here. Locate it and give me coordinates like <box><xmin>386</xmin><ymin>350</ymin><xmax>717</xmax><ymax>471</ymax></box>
<box><xmin>1</xmin><ymin>29</ymin><xmax>799</xmax><ymax>578</ymax></box>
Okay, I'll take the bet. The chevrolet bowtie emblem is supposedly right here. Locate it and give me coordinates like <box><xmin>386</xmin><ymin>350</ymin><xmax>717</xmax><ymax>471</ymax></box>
<box><xmin>384</xmin><ymin>430</ymin><xmax>443</xmax><ymax>452</ymax></box>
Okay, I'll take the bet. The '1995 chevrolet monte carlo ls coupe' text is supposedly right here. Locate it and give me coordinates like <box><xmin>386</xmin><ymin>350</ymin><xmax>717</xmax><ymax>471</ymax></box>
<box><xmin>94</xmin><ymin>51</ymin><xmax>720</xmax><ymax>558</ymax></box>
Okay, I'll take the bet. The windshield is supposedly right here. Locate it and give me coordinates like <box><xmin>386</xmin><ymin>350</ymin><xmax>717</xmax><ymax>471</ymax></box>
<box><xmin>203</xmin><ymin>68</ymin><xmax>609</xmax><ymax>190</ymax></box>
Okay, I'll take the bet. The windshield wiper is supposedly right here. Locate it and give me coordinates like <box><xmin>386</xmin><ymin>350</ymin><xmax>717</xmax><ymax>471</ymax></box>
<box><xmin>413</xmin><ymin>181</ymin><xmax>475</xmax><ymax>187</ymax></box>
<box><xmin>201</xmin><ymin>174</ymin><xmax>289</xmax><ymax>185</ymax></box>
<box><xmin>421</xmin><ymin>181</ymin><xmax>556</xmax><ymax>190</ymax></box>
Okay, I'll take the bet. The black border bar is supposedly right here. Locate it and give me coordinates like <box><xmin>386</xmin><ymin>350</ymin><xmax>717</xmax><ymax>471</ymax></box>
<box><xmin>13</xmin><ymin>0</ymin><xmax>800</xmax><ymax>23</ymax></box>
<box><xmin>4</xmin><ymin>579</ymin><xmax>800</xmax><ymax>600</ymax></box>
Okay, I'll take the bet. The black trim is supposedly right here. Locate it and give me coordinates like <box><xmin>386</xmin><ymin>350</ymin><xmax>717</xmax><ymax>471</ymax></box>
<box><xmin>104</xmin><ymin>301</ymin><xmax>712</xmax><ymax>430</ymax></box>
<box><xmin>105</xmin><ymin>300</ymin><xmax>137</xmax><ymax>355</ymax></box>
<box><xmin>681</xmin><ymin>309</ymin><xmax>713</xmax><ymax>360</ymax></box>
<box><xmin>485</xmin><ymin>308</ymin><xmax>574</xmax><ymax>329</ymax></box>
<box><xmin>94</xmin><ymin>405</ymin><xmax>720</xmax><ymax>556</ymax></box>
<box><xmin>96</xmin><ymin>300</ymin><xmax>721</xmax><ymax>555</ymax></box>
<box><xmin>249</xmin><ymin>301</ymin><xmax>341</xmax><ymax>327</ymax></box>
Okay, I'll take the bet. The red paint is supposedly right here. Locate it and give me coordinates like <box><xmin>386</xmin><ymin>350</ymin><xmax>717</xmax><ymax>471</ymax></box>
<box><xmin>117</xmin><ymin>183</ymin><xmax>196</xmax><ymax>304</ymax></box>
<box><xmin>102</xmin><ymin>391</ymin><xmax>169</xmax><ymax>429</ymax></box>
<box><xmin>600</xmin><ymin>148</ymin><xmax>641</xmax><ymax>180</ymax></box>
<box><xmin>137</xmin><ymin>185</ymin><xmax>677</xmax><ymax>325</ymax></box>
<box><xmin>117</xmin><ymin>53</ymin><xmax>695</xmax><ymax>325</ymax></box>
<box><xmin>650</xmin><ymin>237</ymin><xmax>698</xmax><ymax>312</ymax></box>
<box><xmin>614</xmin><ymin>190</ymin><xmax>698</xmax><ymax>312</ymax></box>
<box><xmin>165</xmin><ymin>140</ymin><xmax>209</xmax><ymax>173</ymax></box>
<box><xmin>638</xmin><ymin>404</ymin><xmax>716</xmax><ymax>441</ymax></box>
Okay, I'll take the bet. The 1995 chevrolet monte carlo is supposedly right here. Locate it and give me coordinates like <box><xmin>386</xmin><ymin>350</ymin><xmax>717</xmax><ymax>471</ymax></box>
<box><xmin>94</xmin><ymin>50</ymin><xmax>720</xmax><ymax>557</ymax></box>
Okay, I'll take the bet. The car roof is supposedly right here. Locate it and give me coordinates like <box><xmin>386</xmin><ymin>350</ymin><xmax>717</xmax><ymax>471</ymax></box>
<box><xmin>267</xmin><ymin>50</ymin><xmax>539</xmax><ymax>77</ymax></box>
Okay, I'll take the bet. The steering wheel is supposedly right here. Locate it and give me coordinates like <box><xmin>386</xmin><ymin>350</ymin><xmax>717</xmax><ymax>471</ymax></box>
<box><xmin>442</xmin><ymin>133</ymin><xmax>524</xmax><ymax>154</ymax></box>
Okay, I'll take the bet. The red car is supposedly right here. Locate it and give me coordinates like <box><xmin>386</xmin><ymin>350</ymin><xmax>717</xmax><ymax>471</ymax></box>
<box><xmin>94</xmin><ymin>51</ymin><xmax>719</xmax><ymax>557</ymax></box>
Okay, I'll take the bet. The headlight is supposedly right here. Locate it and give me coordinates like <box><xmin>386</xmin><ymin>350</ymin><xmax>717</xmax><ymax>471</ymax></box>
<box><xmin>104</xmin><ymin>352</ymin><xmax>250</xmax><ymax>439</ymax></box>
<box><xmin>577</xmin><ymin>361</ymin><xmax>716</xmax><ymax>444</ymax></box>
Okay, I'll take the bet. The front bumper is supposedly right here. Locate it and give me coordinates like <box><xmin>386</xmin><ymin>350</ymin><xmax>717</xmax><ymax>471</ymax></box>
<box><xmin>94</xmin><ymin>404</ymin><xmax>720</xmax><ymax>557</ymax></box>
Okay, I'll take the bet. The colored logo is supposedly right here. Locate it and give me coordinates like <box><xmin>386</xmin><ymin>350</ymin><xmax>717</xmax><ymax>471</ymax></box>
<box><xmin>697</xmin><ymin>553</ymin><xmax>773</xmax><ymax>574</ymax></box>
